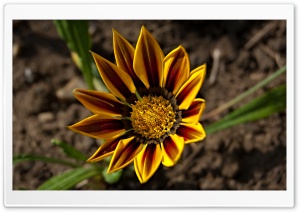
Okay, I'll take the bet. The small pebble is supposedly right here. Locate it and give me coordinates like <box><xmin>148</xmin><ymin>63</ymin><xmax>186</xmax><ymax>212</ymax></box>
<box><xmin>24</xmin><ymin>68</ymin><xmax>34</xmax><ymax>83</ymax></box>
<box><xmin>56</xmin><ymin>77</ymin><xmax>86</xmax><ymax>101</ymax></box>
<box><xmin>37</xmin><ymin>112</ymin><xmax>54</xmax><ymax>123</ymax></box>
<box><xmin>13</xmin><ymin>43</ymin><xmax>20</xmax><ymax>57</ymax></box>
<box><xmin>221</xmin><ymin>161</ymin><xmax>239</xmax><ymax>178</ymax></box>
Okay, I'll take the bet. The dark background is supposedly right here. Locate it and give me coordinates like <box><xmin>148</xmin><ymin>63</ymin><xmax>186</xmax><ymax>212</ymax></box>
<box><xmin>13</xmin><ymin>20</ymin><xmax>286</xmax><ymax>190</ymax></box>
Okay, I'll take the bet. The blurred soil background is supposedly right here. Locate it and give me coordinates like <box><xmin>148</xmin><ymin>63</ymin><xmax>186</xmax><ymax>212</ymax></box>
<box><xmin>13</xmin><ymin>20</ymin><xmax>286</xmax><ymax>190</ymax></box>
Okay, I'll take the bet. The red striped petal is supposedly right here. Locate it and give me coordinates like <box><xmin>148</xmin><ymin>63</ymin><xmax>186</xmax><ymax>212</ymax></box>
<box><xmin>73</xmin><ymin>89</ymin><xmax>124</xmax><ymax>116</ymax></box>
<box><xmin>107</xmin><ymin>137</ymin><xmax>143</xmax><ymax>173</ymax></box>
<box><xmin>163</xmin><ymin>45</ymin><xmax>189</xmax><ymax>94</ymax></box>
<box><xmin>134</xmin><ymin>143</ymin><xmax>162</xmax><ymax>183</ymax></box>
<box><xmin>176</xmin><ymin>64</ymin><xmax>206</xmax><ymax>110</ymax></box>
<box><xmin>176</xmin><ymin>123</ymin><xmax>206</xmax><ymax>143</ymax></box>
<box><xmin>68</xmin><ymin>114</ymin><xmax>125</xmax><ymax>139</ymax></box>
<box><xmin>162</xmin><ymin>134</ymin><xmax>185</xmax><ymax>167</ymax></box>
<box><xmin>91</xmin><ymin>51</ymin><xmax>136</xmax><ymax>100</ymax></box>
<box><xmin>113</xmin><ymin>29</ymin><xmax>144</xmax><ymax>88</ymax></box>
<box><xmin>133</xmin><ymin>26</ymin><xmax>164</xmax><ymax>88</ymax></box>
<box><xmin>87</xmin><ymin>137</ymin><xmax>121</xmax><ymax>163</ymax></box>
<box><xmin>182</xmin><ymin>98</ymin><xmax>206</xmax><ymax>124</ymax></box>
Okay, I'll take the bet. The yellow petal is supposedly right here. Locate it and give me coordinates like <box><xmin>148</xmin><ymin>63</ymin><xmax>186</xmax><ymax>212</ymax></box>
<box><xmin>176</xmin><ymin>64</ymin><xmax>206</xmax><ymax>110</ymax></box>
<box><xmin>73</xmin><ymin>88</ymin><xmax>124</xmax><ymax>116</ymax></box>
<box><xmin>133</xmin><ymin>26</ymin><xmax>164</xmax><ymax>88</ymax></box>
<box><xmin>68</xmin><ymin>113</ymin><xmax>125</xmax><ymax>139</ymax></box>
<box><xmin>134</xmin><ymin>143</ymin><xmax>162</xmax><ymax>184</ymax></box>
<box><xmin>181</xmin><ymin>98</ymin><xmax>206</xmax><ymax>124</ymax></box>
<box><xmin>107</xmin><ymin>137</ymin><xmax>143</xmax><ymax>173</ymax></box>
<box><xmin>90</xmin><ymin>51</ymin><xmax>136</xmax><ymax>100</ymax></box>
<box><xmin>163</xmin><ymin>45</ymin><xmax>190</xmax><ymax>94</ymax></box>
<box><xmin>87</xmin><ymin>137</ymin><xmax>121</xmax><ymax>163</ymax></box>
<box><xmin>113</xmin><ymin>29</ymin><xmax>144</xmax><ymax>87</ymax></box>
<box><xmin>162</xmin><ymin>134</ymin><xmax>185</xmax><ymax>167</ymax></box>
<box><xmin>176</xmin><ymin>123</ymin><xmax>206</xmax><ymax>144</ymax></box>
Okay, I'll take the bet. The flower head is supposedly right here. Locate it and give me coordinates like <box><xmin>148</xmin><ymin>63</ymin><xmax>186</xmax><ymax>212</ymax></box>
<box><xmin>68</xmin><ymin>26</ymin><xmax>206</xmax><ymax>183</ymax></box>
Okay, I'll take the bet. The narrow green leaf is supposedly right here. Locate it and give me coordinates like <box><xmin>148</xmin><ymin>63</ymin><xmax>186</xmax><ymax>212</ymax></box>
<box><xmin>51</xmin><ymin>139</ymin><xmax>87</xmax><ymax>162</ymax></box>
<box><xmin>54</xmin><ymin>20</ymin><xmax>75</xmax><ymax>51</ymax></box>
<box><xmin>54</xmin><ymin>20</ymin><xmax>94</xmax><ymax>89</ymax></box>
<box><xmin>37</xmin><ymin>166</ymin><xmax>101</xmax><ymax>190</ymax></box>
<box><xmin>102</xmin><ymin>167</ymin><xmax>123</xmax><ymax>184</ymax></box>
<box><xmin>203</xmin><ymin>65</ymin><xmax>286</xmax><ymax>120</ymax></box>
<box><xmin>205</xmin><ymin>85</ymin><xmax>286</xmax><ymax>135</ymax></box>
<box><xmin>13</xmin><ymin>155</ymin><xmax>78</xmax><ymax>168</ymax></box>
<box><xmin>220</xmin><ymin>84</ymin><xmax>286</xmax><ymax>122</ymax></box>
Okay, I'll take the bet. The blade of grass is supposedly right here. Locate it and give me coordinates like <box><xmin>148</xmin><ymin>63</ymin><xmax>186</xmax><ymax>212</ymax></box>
<box><xmin>205</xmin><ymin>84</ymin><xmax>286</xmax><ymax>135</ymax></box>
<box><xmin>37</xmin><ymin>166</ymin><xmax>101</xmax><ymax>190</ymax></box>
<box><xmin>13</xmin><ymin>155</ymin><xmax>79</xmax><ymax>168</ymax></box>
<box><xmin>202</xmin><ymin>65</ymin><xmax>286</xmax><ymax>120</ymax></box>
<box><xmin>51</xmin><ymin>139</ymin><xmax>87</xmax><ymax>162</ymax></box>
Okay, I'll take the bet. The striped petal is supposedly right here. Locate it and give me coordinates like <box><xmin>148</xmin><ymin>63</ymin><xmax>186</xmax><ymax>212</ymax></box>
<box><xmin>133</xmin><ymin>26</ymin><xmax>164</xmax><ymax>88</ymax></box>
<box><xmin>134</xmin><ymin>143</ymin><xmax>162</xmax><ymax>184</ymax></box>
<box><xmin>162</xmin><ymin>134</ymin><xmax>184</xmax><ymax>167</ymax></box>
<box><xmin>73</xmin><ymin>88</ymin><xmax>124</xmax><ymax>116</ymax></box>
<box><xmin>91</xmin><ymin>51</ymin><xmax>136</xmax><ymax>100</ymax></box>
<box><xmin>107</xmin><ymin>137</ymin><xmax>143</xmax><ymax>173</ymax></box>
<box><xmin>176</xmin><ymin>123</ymin><xmax>206</xmax><ymax>144</ymax></box>
<box><xmin>163</xmin><ymin>45</ymin><xmax>190</xmax><ymax>94</ymax></box>
<box><xmin>113</xmin><ymin>29</ymin><xmax>144</xmax><ymax>87</ymax></box>
<box><xmin>176</xmin><ymin>64</ymin><xmax>206</xmax><ymax>110</ymax></box>
<box><xmin>68</xmin><ymin>113</ymin><xmax>125</xmax><ymax>139</ymax></box>
<box><xmin>181</xmin><ymin>98</ymin><xmax>206</xmax><ymax>124</ymax></box>
<box><xmin>87</xmin><ymin>137</ymin><xmax>121</xmax><ymax>163</ymax></box>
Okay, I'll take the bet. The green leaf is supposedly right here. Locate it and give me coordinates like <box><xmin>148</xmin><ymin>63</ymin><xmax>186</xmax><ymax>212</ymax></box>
<box><xmin>53</xmin><ymin>20</ymin><xmax>94</xmax><ymax>89</ymax></box>
<box><xmin>51</xmin><ymin>139</ymin><xmax>87</xmax><ymax>162</ymax></box>
<box><xmin>37</xmin><ymin>166</ymin><xmax>101</xmax><ymax>190</ymax></box>
<box><xmin>13</xmin><ymin>155</ymin><xmax>78</xmax><ymax>168</ymax></box>
<box><xmin>205</xmin><ymin>85</ymin><xmax>286</xmax><ymax>135</ymax></box>
<box><xmin>102</xmin><ymin>167</ymin><xmax>123</xmax><ymax>184</ymax></box>
<box><xmin>54</xmin><ymin>20</ymin><xmax>90</xmax><ymax>54</ymax></box>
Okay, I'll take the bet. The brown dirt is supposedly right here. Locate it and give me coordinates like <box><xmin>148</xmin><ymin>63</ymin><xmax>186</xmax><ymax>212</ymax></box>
<box><xmin>13</xmin><ymin>20</ymin><xmax>286</xmax><ymax>190</ymax></box>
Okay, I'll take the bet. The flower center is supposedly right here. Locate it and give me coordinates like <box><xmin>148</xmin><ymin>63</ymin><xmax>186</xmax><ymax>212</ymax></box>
<box><xmin>131</xmin><ymin>95</ymin><xmax>176</xmax><ymax>140</ymax></box>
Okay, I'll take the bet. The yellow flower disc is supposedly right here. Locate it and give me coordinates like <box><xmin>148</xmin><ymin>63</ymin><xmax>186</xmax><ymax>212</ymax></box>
<box><xmin>131</xmin><ymin>96</ymin><xmax>176</xmax><ymax>139</ymax></box>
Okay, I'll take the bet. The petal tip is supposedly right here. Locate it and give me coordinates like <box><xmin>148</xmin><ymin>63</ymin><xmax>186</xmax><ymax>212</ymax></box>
<box><xmin>86</xmin><ymin>158</ymin><xmax>93</xmax><ymax>163</ymax></box>
<box><xmin>106</xmin><ymin>168</ymin><xmax>113</xmax><ymax>174</ymax></box>
<box><xmin>90</xmin><ymin>50</ymin><xmax>100</xmax><ymax>59</ymax></box>
<box><xmin>141</xmin><ymin>25</ymin><xmax>151</xmax><ymax>35</ymax></box>
<box><xmin>67</xmin><ymin>125</ymin><xmax>77</xmax><ymax>134</ymax></box>
<box><xmin>72</xmin><ymin>88</ymin><xmax>85</xmax><ymax>98</ymax></box>
<box><xmin>107</xmin><ymin>162</ymin><xmax>114</xmax><ymax>174</ymax></box>
<box><xmin>201</xmin><ymin>63</ymin><xmax>207</xmax><ymax>73</ymax></box>
<box><xmin>139</xmin><ymin>179</ymin><xmax>147</xmax><ymax>184</ymax></box>
<box><xmin>107</xmin><ymin>165</ymin><xmax>121</xmax><ymax>174</ymax></box>
<box><xmin>112</xmin><ymin>28</ymin><xmax>120</xmax><ymax>36</ymax></box>
<box><xmin>112</xmin><ymin>29</ymin><xmax>119</xmax><ymax>39</ymax></box>
<box><xmin>73</xmin><ymin>88</ymin><xmax>81</xmax><ymax>95</ymax></box>
<box><xmin>178</xmin><ymin>45</ymin><xmax>184</xmax><ymax>51</ymax></box>
<box><xmin>86</xmin><ymin>152</ymin><xmax>101</xmax><ymax>163</ymax></box>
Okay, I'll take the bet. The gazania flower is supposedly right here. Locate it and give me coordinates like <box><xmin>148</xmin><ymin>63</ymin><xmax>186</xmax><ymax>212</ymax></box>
<box><xmin>68</xmin><ymin>26</ymin><xmax>206</xmax><ymax>183</ymax></box>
